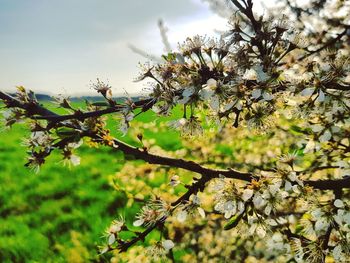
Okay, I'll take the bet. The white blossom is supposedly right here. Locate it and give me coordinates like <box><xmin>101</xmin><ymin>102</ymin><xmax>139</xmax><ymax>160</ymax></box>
<box><xmin>332</xmin><ymin>245</ymin><xmax>344</xmax><ymax>262</ymax></box>
<box><xmin>243</xmin><ymin>65</ymin><xmax>269</xmax><ymax>82</ymax></box>
<box><xmin>162</xmin><ymin>240</ymin><xmax>175</xmax><ymax>251</ymax></box>
<box><xmin>177</xmin><ymin>210</ymin><xmax>187</xmax><ymax>222</ymax></box>
<box><xmin>169</xmin><ymin>175</ymin><xmax>180</xmax><ymax>187</ymax></box>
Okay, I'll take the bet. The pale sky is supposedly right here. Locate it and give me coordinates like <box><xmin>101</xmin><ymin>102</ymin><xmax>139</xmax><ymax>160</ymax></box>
<box><xmin>0</xmin><ymin>0</ymin><xmax>264</xmax><ymax>96</ymax></box>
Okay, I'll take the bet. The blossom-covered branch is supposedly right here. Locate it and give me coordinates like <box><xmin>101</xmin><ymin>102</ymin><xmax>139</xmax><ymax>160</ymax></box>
<box><xmin>2</xmin><ymin>89</ymin><xmax>349</xmax><ymax>191</ymax></box>
<box><xmin>1</xmin><ymin>0</ymin><xmax>350</xmax><ymax>261</ymax></box>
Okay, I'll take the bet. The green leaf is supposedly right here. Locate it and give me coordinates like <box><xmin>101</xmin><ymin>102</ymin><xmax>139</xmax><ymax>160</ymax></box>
<box><xmin>161</xmin><ymin>52</ymin><xmax>176</xmax><ymax>62</ymax></box>
<box><xmin>92</xmin><ymin>102</ymin><xmax>109</xmax><ymax>107</ymax></box>
<box><xmin>224</xmin><ymin>213</ymin><xmax>243</xmax><ymax>230</ymax></box>
<box><xmin>295</xmin><ymin>224</ymin><xmax>304</xmax><ymax>234</ymax></box>
<box><xmin>56</xmin><ymin>128</ymin><xmax>79</xmax><ymax>138</ymax></box>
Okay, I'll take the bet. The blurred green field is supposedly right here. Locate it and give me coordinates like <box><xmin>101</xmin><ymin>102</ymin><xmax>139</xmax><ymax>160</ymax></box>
<box><xmin>0</xmin><ymin>101</ymin><xmax>183</xmax><ymax>262</ymax></box>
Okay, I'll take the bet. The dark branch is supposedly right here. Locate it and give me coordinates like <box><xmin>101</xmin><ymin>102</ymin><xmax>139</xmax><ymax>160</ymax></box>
<box><xmin>298</xmin><ymin>27</ymin><xmax>349</xmax><ymax>62</ymax></box>
<box><xmin>118</xmin><ymin>217</ymin><xmax>165</xmax><ymax>252</ymax></box>
<box><xmin>305</xmin><ymin>177</ymin><xmax>350</xmax><ymax>191</ymax></box>
<box><xmin>1</xmin><ymin>91</ymin><xmax>156</xmax><ymax>123</ymax></box>
<box><xmin>230</xmin><ymin>0</ymin><xmax>265</xmax><ymax>57</ymax></box>
<box><xmin>117</xmin><ymin>170</ymin><xmax>212</xmax><ymax>252</ymax></box>
<box><xmin>111</xmin><ymin>137</ymin><xmax>252</xmax><ymax>182</ymax></box>
<box><xmin>106</xmin><ymin>135</ymin><xmax>350</xmax><ymax>191</ymax></box>
<box><xmin>0</xmin><ymin>91</ymin><xmax>56</xmax><ymax>117</ymax></box>
<box><xmin>2</xmin><ymin>90</ymin><xmax>349</xmax><ymax>191</ymax></box>
<box><xmin>32</xmin><ymin>98</ymin><xmax>155</xmax><ymax>122</ymax></box>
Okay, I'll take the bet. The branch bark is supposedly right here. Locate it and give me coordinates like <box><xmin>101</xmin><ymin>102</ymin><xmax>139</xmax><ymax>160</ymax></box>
<box><xmin>1</xmin><ymin>90</ymin><xmax>349</xmax><ymax>191</ymax></box>
<box><xmin>298</xmin><ymin>27</ymin><xmax>349</xmax><ymax>62</ymax></box>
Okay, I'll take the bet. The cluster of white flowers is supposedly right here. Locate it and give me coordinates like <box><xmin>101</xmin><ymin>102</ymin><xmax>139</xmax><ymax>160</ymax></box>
<box><xmin>133</xmin><ymin>200</ymin><xmax>171</xmax><ymax>227</ymax></box>
<box><xmin>176</xmin><ymin>194</ymin><xmax>206</xmax><ymax>222</ymax></box>
<box><xmin>145</xmin><ymin>239</ymin><xmax>174</xmax><ymax>260</ymax></box>
<box><xmin>266</xmin><ymin>232</ymin><xmax>291</xmax><ymax>255</ymax></box>
<box><xmin>22</xmin><ymin>131</ymin><xmax>52</xmax><ymax>150</ymax></box>
<box><xmin>2</xmin><ymin>108</ymin><xmax>25</xmax><ymax>128</ymax></box>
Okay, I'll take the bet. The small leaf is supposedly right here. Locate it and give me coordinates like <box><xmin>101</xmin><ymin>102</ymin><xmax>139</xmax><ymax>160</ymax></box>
<box><xmin>295</xmin><ymin>224</ymin><xmax>303</xmax><ymax>234</ymax></box>
<box><xmin>224</xmin><ymin>212</ymin><xmax>243</xmax><ymax>230</ymax></box>
<box><xmin>56</xmin><ymin>128</ymin><xmax>79</xmax><ymax>137</ymax></box>
<box><xmin>92</xmin><ymin>102</ymin><xmax>109</xmax><ymax>106</ymax></box>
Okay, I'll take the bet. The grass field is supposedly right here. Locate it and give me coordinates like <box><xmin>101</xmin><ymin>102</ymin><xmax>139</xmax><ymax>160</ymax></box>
<box><xmin>0</xmin><ymin>101</ymin><xmax>183</xmax><ymax>262</ymax></box>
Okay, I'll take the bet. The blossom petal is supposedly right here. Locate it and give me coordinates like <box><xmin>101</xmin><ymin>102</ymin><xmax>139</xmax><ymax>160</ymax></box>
<box><xmin>206</xmin><ymin>78</ymin><xmax>217</xmax><ymax>89</ymax></box>
<box><xmin>334</xmin><ymin>199</ymin><xmax>344</xmax><ymax>208</ymax></box>
<box><xmin>209</xmin><ymin>95</ymin><xmax>220</xmax><ymax>111</ymax></box>
<box><xmin>242</xmin><ymin>189</ymin><xmax>254</xmax><ymax>201</ymax></box>
<box><xmin>262</xmin><ymin>91</ymin><xmax>274</xmax><ymax>101</ymax></box>
<box><xmin>252</xmin><ymin>89</ymin><xmax>262</xmax><ymax>99</ymax></box>
<box><xmin>199</xmin><ymin>88</ymin><xmax>214</xmax><ymax>100</ymax></box>
<box><xmin>317</xmin><ymin>89</ymin><xmax>325</xmax><ymax>102</ymax></box>
<box><xmin>182</xmin><ymin>86</ymin><xmax>195</xmax><ymax>97</ymax></box>
<box><xmin>70</xmin><ymin>155</ymin><xmax>81</xmax><ymax>166</ymax></box>
<box><xmin>197</xmin><ymin>207</ymin><xmax>206</xmax><ymax>218</ymax></box>
<box><xmin>256</xmin><ymin>225</ymin><xmax>266</xmax><ymax>238</ymax></box>
<box><xmin>162</xmin><ymin>239</ymin><xmax>175</xmax><ymax>251</ymax></box>
<box><xmin>315</xmin><ymin>218</ymin><xmax>328</xmax><ymax>232</ymax></box>
<box><xmin>301</xmin><ymin>87</ymin><xmax>314</xmax><ymax>96</ymax></box>
<box><xmin>319</xmin><ymin>129</ymin><xmax>332</xmax><ymax>142</ymax></box>
<box><xmin>254</xmin><ymin>65</ymin><xmax>269</xmax><ymax>82</ymax></box>
<box><xmin>108</xmin><ymin>234</ymin><xmax>116</xmax><ymax>245</ymax></box>
<box><xmin>177</xmin><ymin>210</ymin><xmax>188</xmax><ymax>222</ymax></box>
<box><xmin>284</xmin><ymin>181</ymin><xmax>293</xmax><ymax>191</ymax></box>
<box><xmin>133</xmin><ymin>219</ymin><xmax>144</xmax><ymax>227</ymax></box>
